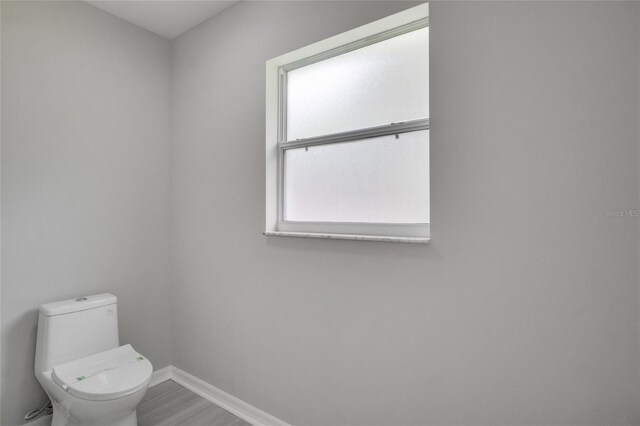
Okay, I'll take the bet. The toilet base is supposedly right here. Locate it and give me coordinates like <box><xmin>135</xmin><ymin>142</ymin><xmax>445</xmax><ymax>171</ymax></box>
<box><xmin>36</xmin><ymin>370</ymin><xmax>149</xmax><ymax>426</ymax></box>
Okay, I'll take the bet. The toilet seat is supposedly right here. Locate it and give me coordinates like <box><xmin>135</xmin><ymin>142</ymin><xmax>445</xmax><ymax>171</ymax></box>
<box><xmin>52</xmin><ymin>344</ymin><xmax>152</xmax><ymax>401</ymax></box>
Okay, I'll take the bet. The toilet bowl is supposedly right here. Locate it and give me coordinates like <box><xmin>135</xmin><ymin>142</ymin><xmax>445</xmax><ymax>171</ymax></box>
<box><xmin>34</xmin><ymin>294</ymin><xmax>152</xmax><ymax>426</ymax></box>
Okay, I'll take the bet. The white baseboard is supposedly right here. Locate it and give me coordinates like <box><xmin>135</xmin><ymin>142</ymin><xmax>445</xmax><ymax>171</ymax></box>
<box><xmin>161</xmin><ymin>366</ymin><xmax>291</xmax><ymax>426</ymax></box>
<box><xmin>149</xmin><ymin>365</ymin><xmax>173</xmax><ymax>387</ymax></box>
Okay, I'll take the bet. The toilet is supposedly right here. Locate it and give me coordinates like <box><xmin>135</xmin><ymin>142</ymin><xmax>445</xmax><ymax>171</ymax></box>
<box><xmin>34</xmin><ymin>293</ymin><xmax>153</xmax><ymax>426</ymax></box>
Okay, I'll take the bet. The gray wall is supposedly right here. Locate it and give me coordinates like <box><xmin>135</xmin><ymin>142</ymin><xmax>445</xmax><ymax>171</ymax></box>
<box><xmin>2</xmin><ymin>1</ymin><xmax>640</xmax><ymax>426</ymax></box>
<box><xmin>1</xmin><ymin>2</ymin><xmax>173</xmax><ymax>425</ymax></box>
<box><xmin>171</xmin><ymin>2</ymin><xmax>640</xmax><ymax>425</ymax></box>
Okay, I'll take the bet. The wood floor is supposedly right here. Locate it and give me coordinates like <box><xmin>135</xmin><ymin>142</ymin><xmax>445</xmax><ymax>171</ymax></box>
<box><xmin>138</xmin><ymin>380</ymin><xmax>252</xmax><ymax>426</ymax></box>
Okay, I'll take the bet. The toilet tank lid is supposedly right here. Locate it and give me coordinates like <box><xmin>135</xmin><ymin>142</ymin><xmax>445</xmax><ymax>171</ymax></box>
<box><xmin>39</xmin><ymin>293</ymin><xmax>117</xmax><ymax>317</ymax></box>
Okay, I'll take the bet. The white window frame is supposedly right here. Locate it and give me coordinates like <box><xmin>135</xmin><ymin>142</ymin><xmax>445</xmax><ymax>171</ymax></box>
<box><xmin>265</xmin><ymin>3</ymin><xmax>429</xmax><ymax>243</ymax></box>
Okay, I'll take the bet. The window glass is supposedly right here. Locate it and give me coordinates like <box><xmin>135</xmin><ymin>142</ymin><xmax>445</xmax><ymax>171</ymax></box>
<box><xmin>286</xmin><ymin>27</ymin><xmax>429</xmax><ymax>141</ymax></box>
<box><xmin>283</xmin><ymin>130</ymin><xmax>429</xmax><ymax>223</ymax></box>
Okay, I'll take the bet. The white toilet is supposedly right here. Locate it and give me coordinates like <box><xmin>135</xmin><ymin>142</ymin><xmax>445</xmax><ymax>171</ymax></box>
<box><xmin>35</xmin><ymin>293</ymin><xmax>153</xmax><ymax>426</ymax></box>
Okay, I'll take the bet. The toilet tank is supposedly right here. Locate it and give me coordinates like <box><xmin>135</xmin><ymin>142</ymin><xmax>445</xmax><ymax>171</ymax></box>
<box><xmin>35</xmin><ymin>293</ymin><xmax>119</xmax><ymax>373</ymax></box>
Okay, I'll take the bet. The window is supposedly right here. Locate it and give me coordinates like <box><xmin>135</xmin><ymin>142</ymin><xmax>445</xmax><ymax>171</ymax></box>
<box><xmin>265</xmin><ymin>4</ymin><xmax>429</xmax><ymax>243</ymax></box>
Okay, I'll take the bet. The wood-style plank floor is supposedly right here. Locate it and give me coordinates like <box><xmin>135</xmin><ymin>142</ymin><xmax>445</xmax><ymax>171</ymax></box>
<box><xmin>138</xmin><ymin>380</ymin><xmax>252</xmax><ymax>426</ymax></box>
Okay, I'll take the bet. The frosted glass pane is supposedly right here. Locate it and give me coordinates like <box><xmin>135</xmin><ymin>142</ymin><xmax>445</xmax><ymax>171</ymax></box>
<box><xmin>284</xmin><ymin>130</ymin><xmax>429</xmax><ymax>223</ymax></box>
<box><xmin>287</xmin><ymin>27</ymin><xmax>428</xmax><ymax>141</ymax></box>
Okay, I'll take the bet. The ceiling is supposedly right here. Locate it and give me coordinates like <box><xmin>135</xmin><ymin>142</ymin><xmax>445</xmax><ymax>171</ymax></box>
<box><xmin>85</xmin><ymin>1</ymin><xmax>239</xmax><ymax>39</ymax></box>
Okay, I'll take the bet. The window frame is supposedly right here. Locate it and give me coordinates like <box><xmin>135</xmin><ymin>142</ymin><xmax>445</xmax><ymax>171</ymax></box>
<box><xmin>265</xmin><ymin>3</ymin><xmax>430</xmax><ymax>243</ymax></box>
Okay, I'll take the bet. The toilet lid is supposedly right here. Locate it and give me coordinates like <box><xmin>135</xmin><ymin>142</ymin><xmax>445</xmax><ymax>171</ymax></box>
<box><xmin>52</xmin><ymin>344</ymin><xmax>153</xmax><ymax>401</ymax></box>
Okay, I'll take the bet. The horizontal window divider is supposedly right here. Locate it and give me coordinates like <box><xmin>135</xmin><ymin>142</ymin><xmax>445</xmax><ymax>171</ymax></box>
<box><xmin>280</xmin><ymin>118</ymin><xmax>429</xmax><ymax>150</ymax></box>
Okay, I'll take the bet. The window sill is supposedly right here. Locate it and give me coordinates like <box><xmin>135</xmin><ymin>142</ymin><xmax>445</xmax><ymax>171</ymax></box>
<box><xmin>263</xmin><ymin>231</ymin><xmax>430</xmax><ymax>244</ymax></box>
